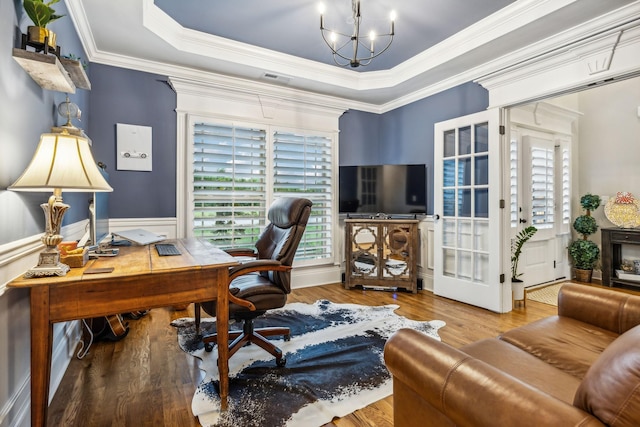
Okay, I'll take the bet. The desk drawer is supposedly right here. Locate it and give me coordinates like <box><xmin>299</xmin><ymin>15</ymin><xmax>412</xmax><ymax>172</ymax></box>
<box><xmin>610</xmin><ymin>231</ymin><xmax>640</xmax><ymax>243</ymax></box>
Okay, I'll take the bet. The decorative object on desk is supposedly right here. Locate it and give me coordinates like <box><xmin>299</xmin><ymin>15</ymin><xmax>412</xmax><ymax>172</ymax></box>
<box><xmin>604</xmin><ymin>192</ymin><xmax>640</xmax><ymax>228</ymax></box>
<box><xmin>23</xmin><ymin>0</ymin><xmax>65</xmax><ymax>50</ymax></box>
<box><xmin>171</xmin><ymin>300</ymin><xmax>444</xmax><ymax>427</ymax></box>
<box><xmin>319</xmin><ymin>0</ymin><xmax>396</xmax><ymax>68</ymax></box>
<box><xmin>8</xmin><ymin>107</ymin><xmax>112</xmax><ymax>277</ymax></box>
<box><xmin>569</xmin><ymin>194</ymin><xmax>601</xmax><ymax>283</ymax></box>
<box><xmin>58</xmin><ymin>241</ymin><xmax>88</xmax><ymax>267</ymax></box>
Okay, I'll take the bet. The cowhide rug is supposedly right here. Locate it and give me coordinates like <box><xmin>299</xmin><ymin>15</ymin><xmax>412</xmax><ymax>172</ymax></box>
<box><xmin>171</xmin><ymin>300</ymin><xmax>444</xmax><ymax>427</ymax></box>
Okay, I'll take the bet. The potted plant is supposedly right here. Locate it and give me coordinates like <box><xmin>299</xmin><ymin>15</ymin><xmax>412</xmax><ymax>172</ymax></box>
<box><xmin>511</xmin><ymin>225</ymin><xmax>537</xmax><ymax>300</ymax></box>
<box><xmin>569</xmin><ymin>194</ymin><xmax>601</xmax><ymax>282</ymax></box>
<box><xmin>23</xmin><ymin>0</ymin><xmax>65</xmax><ymax>49</ymax></box>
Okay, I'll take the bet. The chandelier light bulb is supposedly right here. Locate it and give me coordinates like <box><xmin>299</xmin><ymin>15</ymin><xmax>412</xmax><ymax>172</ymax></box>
<box><xmin>319</xmin><ymin>0</ymin><xmax>395</xmax><ymax>67</ymax></box>
<box><xmin>330</xmin><ymin>32</ymin><xmax>337</xmax><ymax>50</ymax></box>
<box><xmin>390</xmin><ymin>10</ymin><xmax>396</xmax><ymax>34</ymax></box>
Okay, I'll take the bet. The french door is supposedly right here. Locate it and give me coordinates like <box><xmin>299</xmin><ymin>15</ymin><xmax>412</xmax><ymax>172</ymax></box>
<box><xmin>433</xmin><ymin>109</ymin><xmax>508</xmax><ymax>312</ymax></box>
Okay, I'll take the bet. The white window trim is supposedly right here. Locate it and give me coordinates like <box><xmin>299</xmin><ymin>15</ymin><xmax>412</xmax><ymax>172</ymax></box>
<box><xmin>171</xmin><ymin>77</ymin><xmax>347</xmax><ymax>271</ymax></box>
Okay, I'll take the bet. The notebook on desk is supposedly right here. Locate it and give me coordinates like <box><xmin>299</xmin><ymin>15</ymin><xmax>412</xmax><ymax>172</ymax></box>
<box><xmin>112</xmin><ymin>228</ymin><xmax>165</xmax><ymax>245</ymax></box>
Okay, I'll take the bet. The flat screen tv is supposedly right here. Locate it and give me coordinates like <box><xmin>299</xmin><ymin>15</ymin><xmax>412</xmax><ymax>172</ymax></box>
<box><xmin>339</xmin><ymin>164</ymin><xmax>427</xmax><ymax>215</ymax></box>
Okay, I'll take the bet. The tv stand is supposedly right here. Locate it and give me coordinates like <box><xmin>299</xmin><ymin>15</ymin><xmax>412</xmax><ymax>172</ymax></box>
<box><xmin>344</xmin><ymin>218</ymin><xmax>419</xmax><ymax>293</ymax></box>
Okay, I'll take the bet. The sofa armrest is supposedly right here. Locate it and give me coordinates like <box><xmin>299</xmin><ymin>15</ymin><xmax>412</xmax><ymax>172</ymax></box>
<box><xmin>384</xmin><ymin>329</ymin><xmax>604</xmax><ymax>427</ymax></box>
<box><xmin>558</xmin><ymin>283</ymin><xmax>640</xmax><ymax>334</ymax></box>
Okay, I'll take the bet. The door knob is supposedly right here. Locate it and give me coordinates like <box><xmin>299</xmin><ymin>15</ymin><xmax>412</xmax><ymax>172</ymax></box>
<box><xmin>519</xmin><ymin>218</ymin><xmax>527</xmax><ymax>223</ymax></box>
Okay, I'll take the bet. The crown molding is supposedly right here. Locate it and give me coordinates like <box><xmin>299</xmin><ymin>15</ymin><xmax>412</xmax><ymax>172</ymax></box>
<box><xmin>476</xmin><ymin>17</ymin><xmax>640</xmax><ymax>107</ymax></box>
<box><xmin>66</xmin><ymin>0</ymin><xmax>640</xmax><ymax>113</ymax></box>
<box><xmin>476</xmin><ymin>2</ymin><xmax>640</xmax><ymax>85</ymax></box>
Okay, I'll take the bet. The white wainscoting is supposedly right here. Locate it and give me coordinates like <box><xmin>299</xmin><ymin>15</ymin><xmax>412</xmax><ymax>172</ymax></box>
<box><xmin>0</xmin><ymin>219</ymin><xmax>88</xmax><ymax>427</ymax></box>
<box><xmin>0</xmin><ymin>218</ymin><xmax>178</xmax><ymax>427</ymax></box>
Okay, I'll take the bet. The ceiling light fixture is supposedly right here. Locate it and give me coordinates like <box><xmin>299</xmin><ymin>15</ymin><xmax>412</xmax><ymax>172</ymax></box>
<box><xmin>319</xmin><ymin>0</ymin><xmax>395</xmax><ymax>68</ymax></box>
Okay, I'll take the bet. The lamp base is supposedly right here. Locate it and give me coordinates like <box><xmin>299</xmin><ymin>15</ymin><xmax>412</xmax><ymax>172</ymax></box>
<box><xmin>24</xmin><ymin>250</ymin><xmax>70</xmax><ymax>278</ymax></box>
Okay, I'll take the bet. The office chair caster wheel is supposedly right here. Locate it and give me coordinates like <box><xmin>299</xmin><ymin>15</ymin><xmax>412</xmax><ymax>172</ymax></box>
<box><xmin>204</xmin><ymin>342</ymin><xmax>214</xmax><ymax>352</ymax></box>
<box><xmin>284</xmin><ymin>334</ymin><xmax>291</xmax><ymax>342</ymax></box>
<box><xmin>276</xmin><ymin>357</ymin><xmax>286</xmax><ymax>367</ymax></box>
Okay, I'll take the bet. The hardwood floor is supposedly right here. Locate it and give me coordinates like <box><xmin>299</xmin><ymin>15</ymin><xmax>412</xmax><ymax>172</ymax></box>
<box><xmin>47</xmin><ymin>281</ymin><xmax>622</xmax><ymax>426</ymax></box>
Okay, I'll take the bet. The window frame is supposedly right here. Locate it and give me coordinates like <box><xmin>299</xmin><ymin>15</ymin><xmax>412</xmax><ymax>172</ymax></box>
<box><xmin>185</xmin><ymin>114</ymin><xmax>337</xmax><ymax>268</ymax></box>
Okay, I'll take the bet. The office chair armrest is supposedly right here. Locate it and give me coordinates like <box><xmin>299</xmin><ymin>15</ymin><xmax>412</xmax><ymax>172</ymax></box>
<box><xmin>225</xmin><ymin>248</ymin><xmax>257</xmax><ymax>257</ymax></box>
<box><xmin>226</xmin><ymin>260</ymin><xmax>292</xmax><ymax>311</ymax></box>
<box><xmin>229</xmin><ymin>260</ymin><xmax>291</xmax><ymax>281</ymax></box>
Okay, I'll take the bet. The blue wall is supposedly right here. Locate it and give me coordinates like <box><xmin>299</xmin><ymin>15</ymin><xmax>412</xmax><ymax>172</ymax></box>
<box><xmin>86</xmin><ymin>68</ymin><xmax>487</xmax><ymax>219</ymax></box>
<box><xmin>88</xmin><ymin>64</ymin><xmax>176</xmax><ymax>218</ymax></box>
<box><xmin>339</xmin><ymin>82</ymin><xmax>489</xmax><ymax>214</ymax></box>
<box><xmin>0</xmin><ymin>0</ymin><xmax>91</xmax><ymax>244</ymax></box>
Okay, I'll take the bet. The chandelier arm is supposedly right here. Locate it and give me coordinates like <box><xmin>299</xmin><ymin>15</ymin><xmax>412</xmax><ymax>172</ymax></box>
<box><xmin>320</xmin><ymin>28</ymin><xmax>353</xmax><ymax>39</ymax></box>
<box><xmin>357</xmin><ymin>36</ymin><xmax>394</xmax><ymax>66</ymax></box>
<box><xmin>320</xmin><ymin>31</ymin><xmax>359</xmax><ymax>64</ymax></box>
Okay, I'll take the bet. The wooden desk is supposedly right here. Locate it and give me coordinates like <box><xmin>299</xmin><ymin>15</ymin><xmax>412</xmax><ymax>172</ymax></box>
<box><xmin>7</xmin><ymin>238</ymin><xmax>238</xmax><ymax>427</ymax></box>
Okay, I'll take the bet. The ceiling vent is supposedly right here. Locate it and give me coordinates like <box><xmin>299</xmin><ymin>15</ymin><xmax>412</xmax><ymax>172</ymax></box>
<box><xmin>261</xmin><ymin>72</ymin><xmax>292</xmax><ymax>85</ymax></box>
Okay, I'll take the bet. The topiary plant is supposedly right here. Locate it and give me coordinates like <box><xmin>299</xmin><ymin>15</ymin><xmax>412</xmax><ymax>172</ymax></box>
<box><xmin>569</xmin><ymin>239</ymin><xmax>600</xmax><ymax>270</ymax></box>
<box><xmin>569</xmin><ymin>193</ymin><xmax>601</xmax><ymax>281</ymax></box>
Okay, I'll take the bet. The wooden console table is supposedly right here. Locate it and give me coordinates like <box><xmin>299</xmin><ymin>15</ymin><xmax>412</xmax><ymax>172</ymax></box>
<box><xmin>601</xmin><ymin>227</ymin><xmax>640</xmax><ymax>289</ymax></box>
<box><xmin>7</xmin><ymin>238</ymin><xmax>238</xmax><ymax>427</ymax></box>
<box><xmin>344</xmin><ymin>219</ymin><xmax>419</xmax><ymax>293</ymax></box>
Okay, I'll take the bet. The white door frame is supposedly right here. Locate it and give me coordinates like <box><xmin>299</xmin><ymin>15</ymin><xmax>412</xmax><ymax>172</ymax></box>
<box><xmin>433</xmin><ymin>108</ymin><xmax>511</xmax><ymax>313</ymax></box>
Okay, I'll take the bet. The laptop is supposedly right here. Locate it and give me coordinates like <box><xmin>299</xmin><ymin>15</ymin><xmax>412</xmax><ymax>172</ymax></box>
<box><xmin>112</xmin><ymin>228</ymin><xmax>166</xmax><ymax>245</ymax></box>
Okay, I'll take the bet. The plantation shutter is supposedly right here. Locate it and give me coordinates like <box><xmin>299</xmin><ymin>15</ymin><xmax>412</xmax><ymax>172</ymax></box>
<box><xmin>192</xmin><ymin>122</ymin><xmax>267</xmax><ymax>249</ymax></box>
<box><xmin>560</xmin><ymin>144</ymin><xmax>571</xmax><ymax>232</ymax></box>
<box><xmin>273</xmin><ymin>131</ymin><xmax>333</xmax><ymax>261</ymax></box>
<box><xmin>530</xmin><ymin>145</ymin><xmax>554</xmax><ymax>230</ymax></box>
<box><xmin>509</xmin><ymin>135</ymin><xmax>519</xmax><ymax>228</ymax></box>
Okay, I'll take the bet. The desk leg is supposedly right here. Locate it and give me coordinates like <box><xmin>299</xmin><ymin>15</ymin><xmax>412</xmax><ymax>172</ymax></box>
<box><xmin>30</xmin><ymin>286</ymin><xmax>53</xmax><ymax>427</ymax></box>
<box><xmin>216</xmin><ymin>270</ymin><xmax>229</xmax><ymax>411</ymax></box>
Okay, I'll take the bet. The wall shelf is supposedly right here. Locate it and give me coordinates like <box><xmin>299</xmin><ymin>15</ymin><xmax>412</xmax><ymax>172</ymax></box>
<box><xmin>12</xmin><ymin>48</ymin><xmax>91</xmax><ymax>93</ymax></box>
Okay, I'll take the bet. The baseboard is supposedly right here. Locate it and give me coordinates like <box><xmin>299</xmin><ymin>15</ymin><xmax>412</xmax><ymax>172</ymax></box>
<box><xmin>291</xmin><ymin>264</ymin><xmax>342</xmax><ymax>289</ymax></box>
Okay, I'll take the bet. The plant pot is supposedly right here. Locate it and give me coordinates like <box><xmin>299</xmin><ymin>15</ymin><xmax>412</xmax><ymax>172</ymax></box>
<box><xmin>574</xmin><ymin>268</ymin><xmax>593</xmax><ymax>283</ymax></box>
<box><xmin>512</xmin><ymin>280</ymin><xmax>525</xmax><ymax>300</ymax></box>
<box><xmin>27</xmin><ymin>26</ymin><xmax>56</xmax><ymax>49</ymax></box>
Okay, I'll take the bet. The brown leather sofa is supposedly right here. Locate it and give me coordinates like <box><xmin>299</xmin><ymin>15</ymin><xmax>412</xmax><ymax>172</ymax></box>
<box><xmin>384</xmin><ymin>283</ymin><xmax>640</xmax><ymax>427</ymax></box>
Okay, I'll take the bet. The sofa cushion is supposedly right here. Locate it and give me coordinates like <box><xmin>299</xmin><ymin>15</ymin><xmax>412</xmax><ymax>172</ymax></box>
<box><xmin>499</xmin><ymin>316</ymin><xmax>618</xmax><ymax>379</ymax></box>
<box><xmin>573</xmin><ymin>324</ymin><xmax>640</xmax><ymax>427</ymax></box>
<box><xmin>462</xmin><ymin>338</ymin><xmax>581</xmax><ymax>404</ymax></box>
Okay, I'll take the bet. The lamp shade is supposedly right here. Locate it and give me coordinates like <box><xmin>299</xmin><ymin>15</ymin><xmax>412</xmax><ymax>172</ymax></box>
<box><xmin>9</xmin><ymin>131</ymin><xmax>113</xmax><ymax>193</ymax></box>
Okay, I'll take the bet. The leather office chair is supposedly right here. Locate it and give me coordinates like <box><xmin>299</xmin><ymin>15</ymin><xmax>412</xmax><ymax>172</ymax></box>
<box><xmin>195</xmin><ymin>197</ymin><xmax>312</xmax><ymax>367</ymax></box>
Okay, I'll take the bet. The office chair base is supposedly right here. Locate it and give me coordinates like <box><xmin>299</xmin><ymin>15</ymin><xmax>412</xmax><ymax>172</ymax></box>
<box><xmin>203</xmin><ymin>320</ymin><xmax>290</xmax><ymax>367</ymax></box>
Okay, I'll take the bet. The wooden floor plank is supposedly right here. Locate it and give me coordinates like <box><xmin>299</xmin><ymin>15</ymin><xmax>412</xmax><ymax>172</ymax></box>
<box><xmin>47</xmin><ymin>281</ymin><xmax>633</xmax><ymax>426</ymax></box>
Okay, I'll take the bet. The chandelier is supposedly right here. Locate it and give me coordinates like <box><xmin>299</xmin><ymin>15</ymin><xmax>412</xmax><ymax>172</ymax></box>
<box><xmin>319</xmin><ymin>0</ymin><xmax>396</xmax><ymax>68</ymax></box>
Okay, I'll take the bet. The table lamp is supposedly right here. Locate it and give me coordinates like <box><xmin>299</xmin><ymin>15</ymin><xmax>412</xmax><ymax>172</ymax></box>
<box><xmin>9</xmin><ymin>103</ymin><xmax>112</xmax><ymax>277</ymax></box>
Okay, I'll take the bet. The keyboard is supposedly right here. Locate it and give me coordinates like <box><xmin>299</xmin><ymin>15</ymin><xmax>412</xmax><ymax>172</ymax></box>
<box><xmin>155</xmin><ymin>243</ymin><xmax>181</xmax><ymax>256</ymax></box>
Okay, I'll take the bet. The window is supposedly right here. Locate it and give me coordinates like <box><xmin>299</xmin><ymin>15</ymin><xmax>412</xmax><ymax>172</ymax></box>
<box><xmin>529</xmin><ymin>145</ymin><xmax>554</xmax><ymax>229</ymax></box>
<box><xmin>191</xmin><ymin>121</ymin><xmax>334</xmax><ymax>264</ymax></box>
<box><xmin>192</xmin><ymin>123</ymin><xmax>267</xmax><ymax>247</ymax></box>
